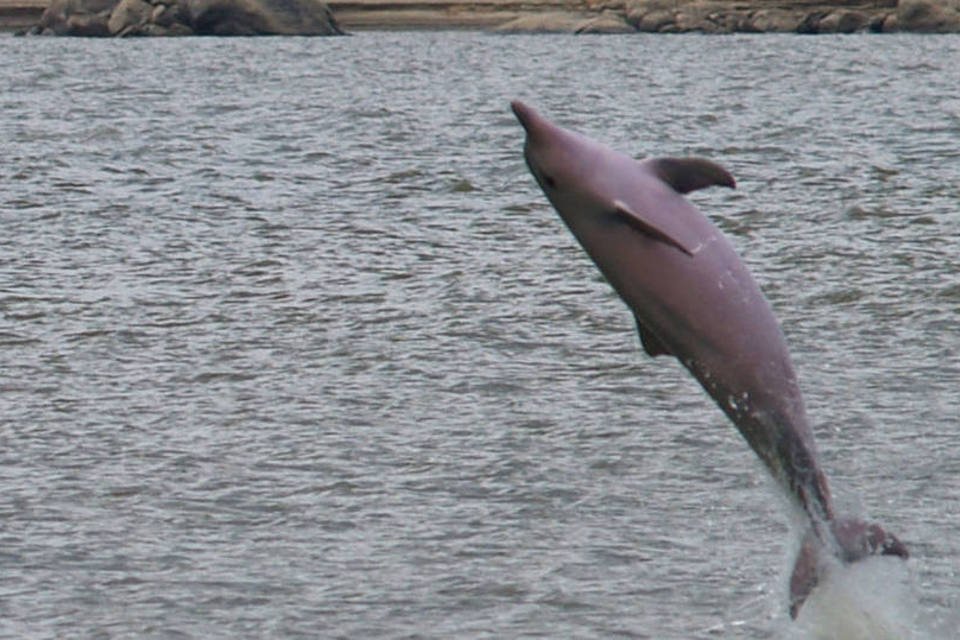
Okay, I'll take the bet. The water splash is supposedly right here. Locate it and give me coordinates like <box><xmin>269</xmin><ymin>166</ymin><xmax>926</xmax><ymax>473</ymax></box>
<box><xmin>788</xmin><ymin>556</ymin><xmax>928</xmax><ymax>640</ymax></box>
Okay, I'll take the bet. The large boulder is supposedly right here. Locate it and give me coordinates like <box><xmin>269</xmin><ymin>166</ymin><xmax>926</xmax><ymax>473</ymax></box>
<box><xmin>747</xmin><ymin>9</ymin><xmax>805</xmax><ymax>33</ymax></box>
<box><xmin>628</xmin><ymin>8</ymin><xmax>673</xmax><ymax>32</ymax></box>
<box><xmin>494</xmin><ymin>12</ymin><xmax>589</xmax><ymax>33</ymax></box>
<box><xmin>494</xmin><ymin>11</ymin><xmax>633</xmax><ymax>34</ymax></box>
<box><xmin>184</xmin><ymin>0</ymin><xmax>344</xmax><ymax>34</ymax></box>
<box><xmin>575</xmin><ymin>11</ymin><xmax>636</xmax><ymax>33</ymax></box>
<box><xmin>39</xmin><ymin>0</ymin><xmax>116</xmax><ymax>34</ymax></box>
<box><xmin>624</xmin><ymin>0</ymin><xmax>686</xmax><ymax>31</ymax></box>
<box><xmin>107</xmin><ymin>0</ymin><xmax>152</xmax><ymax>34</ymax></box>
<box><xmin>36</xmin><ymin>0</ymin><xmax>343</xmax><ymax>35</ymax></box>
<box><xmin>896</xmin><ymin>0</ymin><xmax>960</xmax><ymax>32</ymax></box>
<box><xmin>63</xmin><ymin>11</ymin><xmax>112</xmax><ymax>34</ymax></box>
<box><xmin>816</xmin><ymin>9</ymin><xmax>868</xmax><ymax>33</ymax></box>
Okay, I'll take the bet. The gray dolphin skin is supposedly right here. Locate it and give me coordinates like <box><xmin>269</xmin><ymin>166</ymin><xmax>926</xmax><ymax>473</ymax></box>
<box><xmin>511</xmin><ymin>100</ymin><xmax>908</xmax><ymax>619</ymax></box>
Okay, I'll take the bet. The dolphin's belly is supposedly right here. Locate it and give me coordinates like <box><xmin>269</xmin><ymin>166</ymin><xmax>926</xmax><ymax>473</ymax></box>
<box><xmin>595</xmin><ymin>228</ymin><xmax>815</xmax><ymax>451</ymax></box>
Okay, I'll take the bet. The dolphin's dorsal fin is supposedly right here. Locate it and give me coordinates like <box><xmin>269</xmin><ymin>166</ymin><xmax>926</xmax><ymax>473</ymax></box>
<box><xmin>649</xmin><ymin>157</ymin><xmax>736</xmax><ymax>194</ymax></box>
<box><xmin>613</xmin><ymin>199</ymin><xmax>694</xmax><ymax>256</ymax></box>
<box><xmin>636</xmin><ymin>316</ymin><xmax>672</xmax><ymax>357</ymax></box>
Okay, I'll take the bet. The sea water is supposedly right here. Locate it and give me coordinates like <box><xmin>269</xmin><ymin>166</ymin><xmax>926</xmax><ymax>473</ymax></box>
<box><xmin>1</xmin><ymin>32</ymin><xmax>958</xmax><ymax>638</ymax></box>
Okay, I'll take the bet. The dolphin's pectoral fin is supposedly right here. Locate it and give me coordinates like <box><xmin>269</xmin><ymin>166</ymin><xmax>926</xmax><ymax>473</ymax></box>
<box><xmin>648</xmin><ymin>157</ymin><xmax>737</xmax><ymax>194</ymax></box>
<box><xmin>613</xmin><ymin>200</ymin><xmax>695</xmax><ymax>256</ymax></box>
<box><xmin>636</xmin><ymin>316</ymin><xmax>672</xmax><ymax>357</ymax></box>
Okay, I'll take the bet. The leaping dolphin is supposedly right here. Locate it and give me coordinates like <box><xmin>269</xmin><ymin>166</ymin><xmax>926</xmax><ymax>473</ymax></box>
<box><xmin>510</xmin><ymin>100</ymin><xmax>908</xmax><ymax>619</ymax></box>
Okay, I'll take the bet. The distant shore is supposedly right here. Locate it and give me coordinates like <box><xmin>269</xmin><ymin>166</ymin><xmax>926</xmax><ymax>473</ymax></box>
<box><xmin>0</xmin><ymin>0</ymin><xmax>47</xmax><ymax>31</ymax></box>
<box><xmin>3</xmin><ymin>0</ymin><xmax>959</xmax><ymax>34</ymax></box>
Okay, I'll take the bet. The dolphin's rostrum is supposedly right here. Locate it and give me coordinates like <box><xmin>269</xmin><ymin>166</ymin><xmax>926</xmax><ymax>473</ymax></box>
<box><xmin>511</xmin><ymin>100</ymin><xmax>908</xmax><ymax>619</ymax></box>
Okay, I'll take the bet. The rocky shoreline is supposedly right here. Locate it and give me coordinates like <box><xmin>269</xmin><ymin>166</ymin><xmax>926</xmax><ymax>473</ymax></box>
<box><xmin>2</xmin><ymin>0</ymin><xmax>959</xmax><ymax>35</ymax></box>
<box><xmin>615</xmin><ymin>0</ymin><xmax>960</xmax><ymax>34</ymax></box>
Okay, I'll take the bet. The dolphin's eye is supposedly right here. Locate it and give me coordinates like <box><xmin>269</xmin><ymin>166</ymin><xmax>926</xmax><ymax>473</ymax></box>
<box><xmin>540</xmin><ymin>173</ymin><xmax>557</xmax><ymax>189</ymax></box>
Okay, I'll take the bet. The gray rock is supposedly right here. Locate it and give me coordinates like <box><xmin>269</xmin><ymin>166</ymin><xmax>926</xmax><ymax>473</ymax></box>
<box><xmin>629</xmin><ymin>9</ymin><xmax>674</xmax><ymax>32</ymax></box>
<box><xmin>164</xmin><ymin>20</ymin><xmax>195</xmax><ymax>34</ymax></box>
<box><xmin>817</xmin><ymin>10</ymin><xmax>868</xmax><ymax>33</ymax></box>
<box><xmin>796</xmin><ymin>11</ymin><xmax>826</xmax><ymax>34</ymax></box>
<box><xmin>37</xmin><ymin>0</ymin><xmax>342</xmax><ymax>36</ymax></box>
<box><xmin>40</xmin><ymin>0</ymin><xmax>118</xmax><ymax>34</ymax></box>
<box><xmin>626</xmin><ymin>0</ymin><xmax>691</xmax><ymax>12</ymax></box>
<box><xmin>867</xmin><ymin>13</ymin><xmax>891</xmax><ymax>32</ymax></box>
<box><xmin>137</xmin><ymin>23</ymin><xmax>174</xmax><ymax>34</ymax></box>
<box><xmin>624</xmin><ymin>0</ymin><xmax>692</xmax><ymax>31</ymax></box>
<box><xmin>620</xmin><ymin>1</ymin><xmax>931</xmax><ymax>35</ymax></box>
<box><xmin>107</xmin><ymin>0</ymin><xmax>152</xmax><ymax>34</ymax></box>
<box><xmin>495</xmin><ymin>11</ymin><xmax>632</xmax><ymax>34</ymax></box>
<box><xmin>748</xmin><ymin>9</ymin><xmax>804</xmax><ymax>33</ymax></box>
<box><xmin>575</xmin><ymin>11</ymin><xmax>636</xmax><ymax>34</ymax></box>
<box><xmin>151</xmin><ymin>3</ymin><xmax>176</xmax><ymax>27</ymax></box>
<box><xmin>675</xmin><ymin>3</ymin><xmax>736</xmax><ymax>33</ymax></box>
<box><xmin>671</xmin><ymin>10</ymin><xmax>703</xmax><ymax>32</ymax></box>
<box><xmin>185</xmin><ymin>0</ymin><xmax>344</xmax><ymax>35</ymax></box>
<box><xmin>493</xmin><ymin>12</ymin><xmax>588</xmax><ymax>33</ymax></box>
<box><xmin>64</xmin><ymin>11</ymin><xmax>112</xmax><ymax>35</ymax></box>
<box><xmin>896</xmin><ymin>0</ymin><xmax>960</xmax><ymax>32</ymax></box>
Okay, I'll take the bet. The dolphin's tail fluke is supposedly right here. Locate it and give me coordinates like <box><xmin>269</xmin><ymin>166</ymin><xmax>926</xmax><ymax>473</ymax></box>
<box><xmin>788</xmin><ymin>517</ymin><xmax>908</xmax><ymax>619</ymax></box>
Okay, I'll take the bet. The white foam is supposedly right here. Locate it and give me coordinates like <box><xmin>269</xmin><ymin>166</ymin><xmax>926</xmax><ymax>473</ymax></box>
<box><xmin>787</xmin><ymin>556</ymin><xmax>926</xmax><ymax>640</ymax></box>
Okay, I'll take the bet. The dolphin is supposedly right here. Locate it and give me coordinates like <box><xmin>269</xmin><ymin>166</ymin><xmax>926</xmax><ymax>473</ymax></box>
<box><xmin>510</xmin><ymin>100</ymin><xmax>908</xmax><ymax>618</ymax></box>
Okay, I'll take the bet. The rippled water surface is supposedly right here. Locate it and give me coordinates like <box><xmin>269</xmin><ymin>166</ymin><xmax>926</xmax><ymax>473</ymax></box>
<box><xmin>1</xmin><ymin>32</ymin><xmax>958</xmax><ymax>638</ymax></box>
